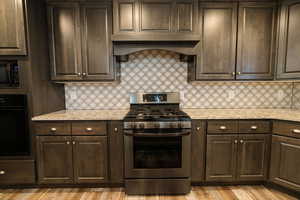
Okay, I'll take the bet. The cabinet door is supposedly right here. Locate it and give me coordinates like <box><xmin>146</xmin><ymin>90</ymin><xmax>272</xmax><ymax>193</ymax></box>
<box><xmin>237</xmin><ymin>134</ymin><xmax>269</xmax><ymax>181</ymax></box>
<box><xmin>81</xmin><ymin>3</ymin><xmax>115</xmax><ymax>81</ymax></box>
<box><xmin>73</xmin><ymin>136</ymin><xmax>108</xmax><ymax>183</ymax></box>
<box><xmin>0</xmin><ymin>0</ymin><xmax>27</xmax><ymax>55</ymax></box>
<box><xmin>277</xmin><ymin>0</ymin><xmax>300</xmax><ymax>79</ymax></box>
<box><xmin>270</xmin><ymin>135</ymin><xmax>300</xmax><ymax>192</ymax></box>
<box><xmin>196</xmin><ymin>3</ymin><xmax>237</xmax><ymax>80</ymax></box>
<box><xmin>37</xmin><ymin>136</ymin><xmax>73</xmax><ymax>184</ymax></box>
<box><xmin>48</xmin><ymin>3</ymin><xmax>82</xmax><ymax>81</ymax></box>
<box><xmin>206</xmin><ymin>135</ymin><xmax>237</xmax><ymax>182</ymax></box>
<box><xmin>191</xmin><ymin>120</ymin><xmax>206</xmax><ymax>182</ymax></box>
<box><xmin>236</xmin><ymin>2</ymin><xmax>276</xmax><ymax>80</ymax></box>
<box><xmin>140</xmin><ymin>0</ymin><xmax>173</xmax><ymax>32</ymax></box>
<box><xmin>109</xmin><ymin>121</ymin><xmax>124</xmax><ymax>184</ymax></box>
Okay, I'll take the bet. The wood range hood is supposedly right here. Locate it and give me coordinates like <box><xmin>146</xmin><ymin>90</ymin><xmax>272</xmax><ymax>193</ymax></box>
<box><xmin>113</xmin><ymin>41</ymin><xmax>199</xmax><ymax>62</ymax></box>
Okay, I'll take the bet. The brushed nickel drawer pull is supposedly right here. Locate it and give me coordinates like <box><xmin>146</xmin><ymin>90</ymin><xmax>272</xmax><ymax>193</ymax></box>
<box><xmin>250</xmin><ymin>126</ymin><xmax>258</xmax><ymax>130</ymax></box>
<box><xmin>240</xmin><ymin>140</ymin><xmax>244</xmax><ymax>144</ymax></box>
<box><xmin>0</xmin><ymin>170</ymin><xmax>5</xmax><ymax>175</ymax></box>
<box><xmin>73</xmin><ymin>141</ymin><xmax>76</xmax><ymax>145</ymax></box>
<box><xmin>50</xmin><ymin>128</ymin><xmax>57</xmax><ymax>132</ymax></box>
<box><xmin>234</xmin><ymin>140</ymin><xmax>238</xmax><ymax>144</ymax></box>
<box><xmin>196</xmin><ymin>127</ymin><xmax>201</xmax><ymax>131</ymax></box>
<box><xmin>220</xmin><ymin>126</ymin><xmax>227</xmax><ymax>130</ymax></box>
<box><xmin>86</xmin><ymin>128</ymin><xmax>93</xmax><ymax>132</ymax></box>
<box><xmin>292</xmin><ymin>129</ymin><xmax>300</xmax><ymax>134</ymax></box>
<box><xmin>114</xmin><ymin>128</ymin><xmax>118</xmax><ymax>132</ymax></box>
<box><xmin>66</xmin><ymin>141</ymin><xmax>70</xmax><ymax>145</ymax></box>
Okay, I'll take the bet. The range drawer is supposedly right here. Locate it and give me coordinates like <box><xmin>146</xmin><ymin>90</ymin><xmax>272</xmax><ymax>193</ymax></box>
<box><xmin>239</xmin><ymin>120</ymin><xmax>271</xmax><ymax>134</ymax></box>
<box><xmin>273</xmin><ymin>121</ymin><xmax>300</xmax><ymax>139</ymax></box>
<box><xmin>207</xmin><ymin>120</ymin><xmax>238</xmax><ymax>134</ymax></box>
<box><xmin>0</xmin><ymin>160</ymin><xmax>35</xmax><ymax>184</ymax></box>
<box><xmin>34</xmin><ymin>122</ymin><xmax>71</xmax><ymax>135</ymax></box>
<box><xmin>72</xmin><ymin>121</ymin><xmax>107</xmax><ymax>135</ymax></box>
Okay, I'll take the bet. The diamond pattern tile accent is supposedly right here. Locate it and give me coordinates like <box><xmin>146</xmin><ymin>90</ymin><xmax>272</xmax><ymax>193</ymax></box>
<box><xmin>65</xmin><ymin>50</ymin><xmax>294</xmax><ymax>110</ymax></box>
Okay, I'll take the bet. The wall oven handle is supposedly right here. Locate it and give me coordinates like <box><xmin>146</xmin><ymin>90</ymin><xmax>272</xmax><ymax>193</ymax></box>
<box><xmin>123</xmin><ymin>129</ymin><xmax>191</xmax><ymax>137</ymax></box>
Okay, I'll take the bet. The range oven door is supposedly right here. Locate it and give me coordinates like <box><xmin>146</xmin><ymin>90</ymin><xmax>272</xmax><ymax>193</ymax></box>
<box><xmin>124</xmin><ymin>134</ymin><xmax>191</xmax><ymax>179</ymax></box>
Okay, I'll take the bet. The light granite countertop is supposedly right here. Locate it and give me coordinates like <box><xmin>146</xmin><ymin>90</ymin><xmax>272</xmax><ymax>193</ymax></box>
<box><xmin>32</xmin><ymin>109</ymin><xmax>300</xmax><ymax>122</ymax></box>
<box><xmin>183</xmin><ymin>109</ymin><xmax>300</xmax><ymax>122</ymax></box>
<box><xmin>32</xmin><ymin>109</ymin><xmax>130</xmax><ymax>121</ymax></box>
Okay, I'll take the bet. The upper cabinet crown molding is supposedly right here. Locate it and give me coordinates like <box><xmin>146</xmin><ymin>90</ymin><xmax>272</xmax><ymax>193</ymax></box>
<box><xmin>277</xmin><ymin>0</ymin><xmax>300</xmax><ymax>79</ymax></box>
<box><xmin>112</xmin><ymin>0</ymin><xmax>200</xmax><ymax>41</ymax></box>
<box><xmin>0</xmin><ymin>0</ymin><xmax>27</xmax><ymax>56</ymax></box>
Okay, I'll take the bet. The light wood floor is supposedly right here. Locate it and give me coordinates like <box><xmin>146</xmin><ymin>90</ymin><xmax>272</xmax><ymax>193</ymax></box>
<box><xmin>0</xmin><ymin>186</ymin><xmax>298</xmax><ymax>200</ymax></box>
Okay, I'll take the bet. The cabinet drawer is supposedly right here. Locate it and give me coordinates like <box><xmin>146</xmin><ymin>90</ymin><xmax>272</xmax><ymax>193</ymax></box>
<box><xmin>238</xmin><ymin>120</ymin><xmax>271</xmax><ymax>134</ymax></box>
<box><xmin>273</xmin><ymin>121</ymin><xmax>300</xmax><ymax>139</ymax></box>
<box><xmin>34</xmin><ymin>122</ymin><xmax>71</xmax><ymax>135</ymax></box>
<box><xmin>0</xmin><ymin>160</ymin><xmax>35</xmax><ymax>184</ymax></box>
<box><xmin>72</xmin><ymin>121</ymin><xmax>107</xmax><ymax>135</ymax></box>
<box><xmin>207</xmin><ymin>121</ymin><xmax>238</xmax><ymax>134</ymax></box>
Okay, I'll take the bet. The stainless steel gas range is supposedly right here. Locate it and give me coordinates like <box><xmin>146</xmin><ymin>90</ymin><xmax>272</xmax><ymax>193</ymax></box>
<box><xmin>123</xmin><ymin>92</ymin><xmax>192</xmax><ymax>195</ymax></box>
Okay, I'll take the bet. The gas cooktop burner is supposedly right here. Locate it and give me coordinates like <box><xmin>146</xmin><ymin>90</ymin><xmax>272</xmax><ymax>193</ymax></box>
<box><xmin>124</xmin><ymin>93</ymin><xmax>191</xmax><ymax>130</ymax></box>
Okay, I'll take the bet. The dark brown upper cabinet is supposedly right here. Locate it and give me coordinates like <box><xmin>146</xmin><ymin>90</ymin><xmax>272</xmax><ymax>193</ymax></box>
<box><xmin>195</xmin><ymin>2</ymin><xmax>238</xmax><ymax>80</ymax></box>
<box><xmin>236</xmin><ymin>2</ymin><xmax>276</xmax><ymax>80</ymax></box>
<box><xmin>48</xmin><ymin>2</ymin><xmax>118</xmax><ymax>81</ymax></box>
<box><xmin>112</xmin><ymin>0</ymin><xmax>199</xmax><ymax>41</ymax></box>
<box><xmin>277</xmin><ymin>0</ymin><xmax>300</xmax><ymax>79</ymax></box>
<box><xmin>0</xmin><ymin>0</ymin><xmax>27</xmax><ymax>55</ymax></box>
<box><xmin>192</xmin><ymin>2</ymin><xmax>276</xmax><ymax>81</ymax></box>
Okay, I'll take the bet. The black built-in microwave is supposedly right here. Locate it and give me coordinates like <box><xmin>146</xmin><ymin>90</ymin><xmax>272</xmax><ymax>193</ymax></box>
<box><xmin>0</xmin><ymin>61</ymin><xmax>20</xmax><ymax>88</ymax></box>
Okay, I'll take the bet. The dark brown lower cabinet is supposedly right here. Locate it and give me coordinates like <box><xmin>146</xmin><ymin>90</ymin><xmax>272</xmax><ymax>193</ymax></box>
<box><xmin>206</xmin><ymin>135</ymin><xmax>238</xmax><ymax>182</ymax></box>
<box><xmin>270</xmin><ymin>135</ymin><xmax>300</xmax><ymax>192</ymax></box>
<box><xmin>37</xmin><ymin>136</ymin><xmax>108</xmax><ymax>184</ymax></box>
<box><xmin>237</xmin><ymin>134</ymin><xmax>269</xmax><ymax>181</ymax></box>
<box><xmin>37</xmin><ymin>136</ymin><xmax>74</xmax><ymax>184</ymax></box>
<box><xmin>206</xmin><ymin>134</ymin><xmax>269</xmax><ymax>182</ymax></box>
<box><xmin>73</xmin><ymin>136</ymin><xmax>108</xmax><ymax>183</ymax></box>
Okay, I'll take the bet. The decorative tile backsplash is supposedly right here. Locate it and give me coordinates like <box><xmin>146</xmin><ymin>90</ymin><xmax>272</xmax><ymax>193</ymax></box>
<box><xmin>65</xmin><ymin>50</ymin><xmax>295</xmax><ymax>110</ymax></box>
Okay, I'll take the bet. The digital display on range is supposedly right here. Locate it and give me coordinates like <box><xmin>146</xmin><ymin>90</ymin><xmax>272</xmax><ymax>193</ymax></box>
<box><xmin>143</xmin><ymin>94</ymin><xmax>167</xmax><ymax>103</ymax></box>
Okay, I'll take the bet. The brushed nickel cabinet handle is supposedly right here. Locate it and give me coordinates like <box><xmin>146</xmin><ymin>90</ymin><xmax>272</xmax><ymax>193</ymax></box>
<box><xmin>77</xmin><ymin>73</ymin><xmax>81</xmax><ymax>77</ymax></box>
<box><xmin>196</xmin><ymin>127</ymin><xmax>201</xmax><ymax>131</ymax></box>
<box><xmin>240</xmin><ymin>140</ymin><xmax>244</xmax><ymax>143</ymax></box>
<box><xmin>234</xmin><ymin>140</ymin><xmax>238</xmax><ymax>144</ymax></box>
<box><xmin>114</xmin><ymin>128</ymin><xmax>118</xmax><ymax>132</ymax></box>
<box><xmin>237</xmin><ymin>72</ymin><xmax>241</xmax><ymax>75</ymax></box>
<box><xmin>86</xmin><ymin>128</ymin><xmax>93</xmax><ymax>132</ymax></box>
<box><xmin>292</xmin><ymin>129</ymin><xmax>300</xmax><ymax>134</ymax></box>
<box><xmin>250</xmin><ymin>126</ymin><xmax>258</xmax><ymax>130</ymax></box>
<box><xmin>73</xmin><ymin>141</ymin><xmax>76</xmax><ymax>145</ymax></box>
<box><xmin>82</xmin><ymin>73</ymin><xmax>87</xmax><ymax>77</ymax></box>
<box><xmin>232</xmin><ymin>72</ymin><xmax>235</xmax><ymax>76</ymax></box>
<box><xmin>50</xmin><ymin>128</ymin><xmax>57</xmax><ymax>132</ymax></box>
<box><xmin>220</xmin><ymin>126</ymin><xmax>227</xmax><ymax>130</ymax></box>
<box><xmin>66</xmin><ymin>141</ymin><xmax>70</xmax><ymax>145</ymax></box>
<box><xmin>0</xmin><ymin>170</ymin><xmax>5</xmax><ymax>175</ymax></box>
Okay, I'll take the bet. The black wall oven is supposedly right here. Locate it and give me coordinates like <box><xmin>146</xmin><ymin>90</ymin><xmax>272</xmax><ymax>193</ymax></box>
<box><xmin>0</xmin><ymin>95</ymin><xmax>30</xmax><ymax>156</ymax></box>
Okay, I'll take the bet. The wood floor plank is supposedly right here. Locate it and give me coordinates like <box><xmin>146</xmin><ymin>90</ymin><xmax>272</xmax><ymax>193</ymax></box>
<box><xmin>0</xmin><ymin>186</ymin><xmax>297</xmax><ymax>200</ymax></box>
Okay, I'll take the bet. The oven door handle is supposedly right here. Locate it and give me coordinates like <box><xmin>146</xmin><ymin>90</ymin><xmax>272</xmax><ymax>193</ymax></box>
<box><xmin>123</xmin><ymin>129</ymin><xmax>191</xmax><ymax>137</ymax></box>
